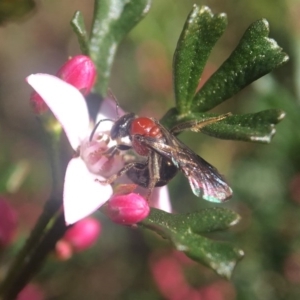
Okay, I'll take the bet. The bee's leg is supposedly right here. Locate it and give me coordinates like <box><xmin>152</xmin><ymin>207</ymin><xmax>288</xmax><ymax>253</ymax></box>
<box><xmin>102</xmin><ymin>144</ymin><xmax>131</xmax><ymax>158</ymax></box>
<box><xmin>102</xmin><ymin>145</ymin><xmax>118</xmax><ymax>158</ymax></box>
<box><xmin>146</xmin><ymin>151</ymin><xmax>161</xmax><ymax>200</ymax></box>
<box><xmin>96</xmin><ymin>162</ymin><xmax>136</xmax><ymax>185</ymax></box>
<box><xmin>170</xmin><ymin>113</ymin><xmax>232</xmax><ymax>134</ymax></box>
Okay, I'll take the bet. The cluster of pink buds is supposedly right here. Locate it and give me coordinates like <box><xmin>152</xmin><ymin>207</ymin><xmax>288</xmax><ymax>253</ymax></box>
<box><xmin>27</xmin><ymin>55</ymin><xmax>163</xmax><ymax>227</ymax></box>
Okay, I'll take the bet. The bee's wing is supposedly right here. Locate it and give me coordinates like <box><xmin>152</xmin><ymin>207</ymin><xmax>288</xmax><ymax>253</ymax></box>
<box><xmin>134</xmin><ymin>133</ymin><xmax>232</xmax><ymax>203</ymax></box>
<box><xmin>182</xmin><ymin>151</ymin><xmax>232</xmax><ymax>202</ymax></box>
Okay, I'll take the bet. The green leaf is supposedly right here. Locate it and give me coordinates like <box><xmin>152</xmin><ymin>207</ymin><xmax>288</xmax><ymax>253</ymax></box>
<box><xmin>201</xmin><ymin>109</ymin><xmax>286</xmax><ymax>143</ymax></box>
<box><xmin>172</xmin><ymin>233</ymin><xmax>243</xmax><ymax>279</ymax></box>
<box><xmin>89</xmin><ymin>0</ymin><xmax>151</xmax><ymax>96</ymax></box>
<box><xmin>161</xmin><ymin>108</ymin><xmax>285</xmax><ymax>143</ymax></box>
<box><xmin>71</xmin><ymin>11</ymin><xmax>89</xmax><ymax>55</ymax></box>
<box><xmin>192</xmin><ymin>19</ymin><xmax>289</xmax><ymax>112</ymax></box>
<box><xmin>173</xmin><ymin>5</ymin><xmax>227</xmax><ymax>114</ymax></box>
<box><xmin>140</xmin><ymin>207</ymin><xmax>243</xmax><ymax>278</ymax></box>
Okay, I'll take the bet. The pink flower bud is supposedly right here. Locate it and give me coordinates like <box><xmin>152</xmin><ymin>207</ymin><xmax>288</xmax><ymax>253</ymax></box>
<box><xmin>0</xmin><ymin>197</ymin><xmax>17</xmax><ymax>247</ymax></box>
<box><xmin>62</xmin><ymin>217</ymin><xmax>101</xmax><ymax>252</ymax></box>
<box><xmin>104</xmin><ymin>193</ymin><xmax>150</xmax><ymax>225</ymax></box>
<box><xmin>56</xmin><ymin>55</ymin><xmax>97</xmax><ymax>95</ymax></box>
<box><xmin>30</xmin><ymin>92</ymin><xmax>49</xmax><ymax>114</ymax></box>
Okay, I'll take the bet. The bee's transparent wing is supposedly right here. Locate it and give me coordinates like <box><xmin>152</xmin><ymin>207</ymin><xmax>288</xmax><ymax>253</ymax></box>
<box><xmin>134</xmin><ymin>134</ymin><xmax>232</xmax><ymax>203</ymax></box>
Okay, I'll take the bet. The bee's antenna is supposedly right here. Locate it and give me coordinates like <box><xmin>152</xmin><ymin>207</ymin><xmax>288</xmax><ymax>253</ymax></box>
<box><xmin>108</xmin><ymin>89</ymin><xmax>120</xmax><ymax>118</ymax></box>
<box><xmin>89</xmin><ymin>118</ymin><xmax>114</xmax><ymax>141</ymax></box>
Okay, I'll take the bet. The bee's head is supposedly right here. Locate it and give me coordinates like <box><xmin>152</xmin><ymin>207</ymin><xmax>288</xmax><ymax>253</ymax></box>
<box><xmin>110</xmin><ymin>113</ymin><xmax>136</xmax><ymax>140</ymax></box>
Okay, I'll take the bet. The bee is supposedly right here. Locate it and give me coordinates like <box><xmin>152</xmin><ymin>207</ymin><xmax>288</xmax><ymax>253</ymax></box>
<box><xmin>101</xmin><ymin>112</ymin><xmax>232</xmax><ymax>203</ymax></box>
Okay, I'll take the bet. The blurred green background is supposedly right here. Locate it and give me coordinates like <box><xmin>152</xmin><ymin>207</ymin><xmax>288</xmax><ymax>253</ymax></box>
<box><xmin>0</xmin><ymin>0</ymin><xmax>300</xmax><ymax>299</ymax></box>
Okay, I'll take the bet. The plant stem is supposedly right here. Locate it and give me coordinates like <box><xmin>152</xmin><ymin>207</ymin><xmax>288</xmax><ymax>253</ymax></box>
<box><xmin>0</xmin><ymin>213</ymin><xmax>67</xmax><ymax>299</ymax></box>
<box><xmin>0</xmin><ymin>117</ymin><xmax>66</xmax><ymax>299</ymax></box>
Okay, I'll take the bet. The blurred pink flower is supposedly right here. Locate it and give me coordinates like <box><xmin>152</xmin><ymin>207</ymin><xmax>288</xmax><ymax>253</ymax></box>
<box><xmin>17</xmin><ymin>284</ymin><xmax>44</xmax><ymax>300</ymax></box>
<box><xmin>150</xmin><ymin>252</ymin><xmax>192</xmax><ymax>300</ymax></box>
<box><xmin>150</xmin><ymin>251</ymin><xmax>235</xmax><ymax>300</ymax></box>
<box><xmin>63</xmin><ymin>217</ymin><xmax>101</xmax><ymax>251</ymax></box>
<box><xmin>284</xmin><ymin>252</ymin><xmax>300</xmax><ymax>284</ymax></box>
<box><xmin>0</xmin><ymin>197</ymin><xmax>17</xmax><ymax>247</ymax></box>
<box><xmin>55</xmin><ymin>217</ymin><xmax>101</xmax><ymax>259</ymax></box>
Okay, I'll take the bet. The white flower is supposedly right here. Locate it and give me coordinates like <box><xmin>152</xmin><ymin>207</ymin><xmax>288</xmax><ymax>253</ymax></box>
<box><xmin>27</xmin><ymin>74</ymin><xmax>172</xmax><ymax>225</ymax></box>
<box><xmin>27</xmin><ymin>74</ymin><xmax>118</xmax><ymax>224</ymax></box>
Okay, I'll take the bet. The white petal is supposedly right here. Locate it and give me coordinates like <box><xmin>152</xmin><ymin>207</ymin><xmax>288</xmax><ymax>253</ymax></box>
<box><xmin>27</xmin><ymin>74</ymin><xmax>90</xmax><ymax>150</ymax></box>
<box><xmin>150</xmin><ymin>186</ymin><xmax>172</xmax><ymax>213</ymax></box>
<box><xmin>63</xmin><ymin>158</ymin><xmax>113</xmax><ymax>224</ymax></box>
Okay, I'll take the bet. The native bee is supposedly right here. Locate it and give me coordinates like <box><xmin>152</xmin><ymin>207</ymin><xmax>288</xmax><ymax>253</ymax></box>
<box><xmin>101</xmin><ymin>112</ymin><xmax>232</xmax><ymax>203</ymax></box>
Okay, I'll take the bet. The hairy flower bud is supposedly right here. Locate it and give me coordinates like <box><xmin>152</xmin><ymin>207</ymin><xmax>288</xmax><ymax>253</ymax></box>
<box><xmin>104</xmin><ymin>193</ymin><xmax>150</xmax><ymax>225</ymax></box>
<box><xmin>56</xmin><ymin>55</ymin><xmax>97</xmax><ymax>95</ymax></box>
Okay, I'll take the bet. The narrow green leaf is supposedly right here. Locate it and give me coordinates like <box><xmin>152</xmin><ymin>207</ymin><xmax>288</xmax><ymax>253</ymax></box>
<box><xmin>192</xmin><ymin>19</ymin><xmax>289</xmax><ymax>112</ymax></box>
<box><xmin>160</xmin><ymin>107</ymin><xmax>223</xmax><ymax>130</ymax></box>
<box><xmin>161</xmin><ymin>108</ymin><xmax>285</xmax><ymax>143</ymax></box>
<box><xmin>201</xmin><ymin>109</ymin><xmax>286</xmax><ymax>143</ymax></box>
<box><xmin>173</xmin><ymin>5</ymin><xmax>227</xmax><ymax>113</ymax></box>
<box><xmin>140</xmin><ymin>208</ymin><xmax>243</xmax><ymax>278</ymax></box>
<box><xmin>71</xmin><ymin>11</ymin><xmax>89</xmax><ymax>55</ymax></box>
<box><xmin>89</xmin><ymin>0</ymin><xmax>151</xmax><ymax>96</ymax></box>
